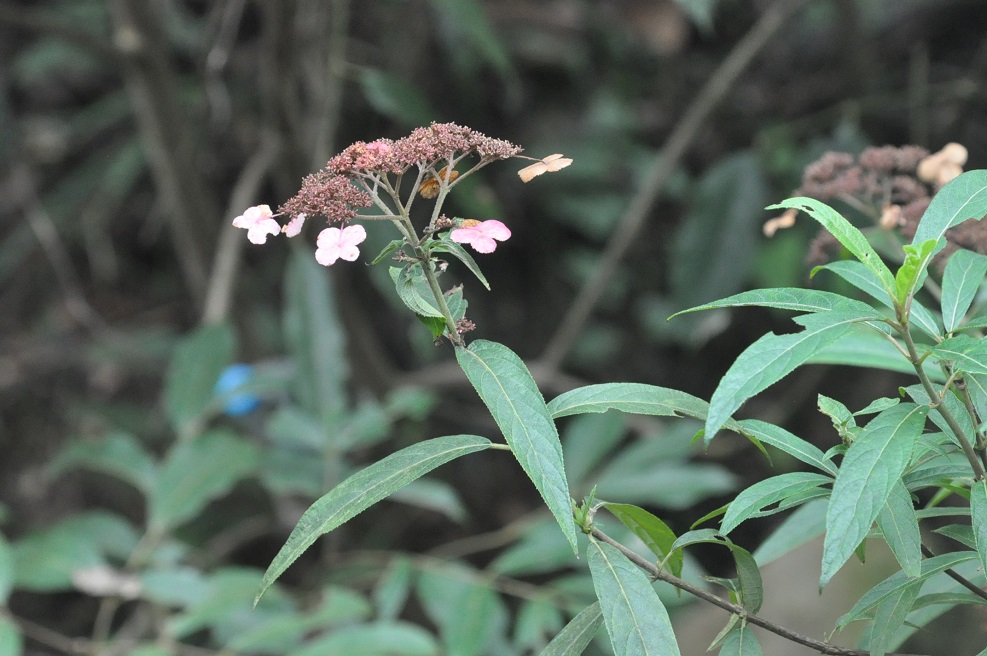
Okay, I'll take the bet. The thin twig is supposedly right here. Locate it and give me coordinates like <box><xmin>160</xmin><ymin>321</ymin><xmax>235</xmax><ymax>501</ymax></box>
<box><xmin>539</xmin><ymin>0</ymin><xmax>809</xmax><ymax>372</ymax></box>
<box><xmin>591</xmin><ymin>528</ymin><xmax>927</xmax><ymax>656</ymax></box>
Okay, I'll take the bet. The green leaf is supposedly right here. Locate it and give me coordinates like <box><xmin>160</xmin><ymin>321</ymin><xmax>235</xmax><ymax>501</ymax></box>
<box><xmin>588</xmin><ymin>538</ymin><xmax>680</xmax><ymax>656</ymax></box>
<box><xmin>706</xmin><ymin>311</ymin><xmax>871</xmax><ymax>441</ymax></box>
<box><xmin>807</xmin><ymin>325</ymin><xmax>942</xmax><ymax>380</ymax></box>
<box><xmin>288</xmin><ymin>621</ymin><xmax>440</xmax><ymax>656</ymax></box>
<box><xmin>930</xmin><ymin>334</ymin><xmax>987</xmax><ymax>375</ymax></box>
<box><xmin>769</xmin><ymin>196</ymin><xmax>896</xmax><ymax>298</ymax></box>
<box><xmin>457</xmin><ymin>340</ymin><xmax>577</xmax><ymax>553</ymax></box>
<box><xmin>358</xmin><ymin>68</ymin><xmax>438</xmax><ymax>127</ymax></box>
<box><xmin>432</xmin><ymin>237</ymin><xmax>490</xmax><ymax>290</ymax></box>
<box><xmin>855</xmin><ymin>397</ymin><xmax>900</xmax><ymax>416</ymax></box>
<box><xmin>149</xmin><ymin>430</ymin><xmax>260</xmax><ymax>531</ymax></box>
<box><xmin>390</xmin><ymin>265</ymin><xmax>444</xmax><ymax>319</ymax></box>
<box><xmin>285</xmin><ymin>251</ymin><xmax>348</xmax><ymax>424</ymax></box>
<box><xmin>735</xmin><ymin>420</ymin><xmax>836</xmax><ymax>474</ymax></box>
<box><xmin>0</xmin><ymin>534</ymin><xmax>13</xmax><ymax>604</ymax></box>
<box><xmin>718</xmin><ymin>621</ymin><xmax>763</xmax><ymax>656</ymax></box>
<box><xmin>911</xmin><ymin>170</ymin><xmax>987</xmax><ymax>280</ymax></box>
<box><xmin>416</xmin><ymin>563</ymin><xmax>506</xmax><ymax>656</ymax></box>
<box><xmin>0</xmin><ymin>616</ymin><xmax>23</xmax><ymax>656</ymax></box>
<box><xmin>370</xmin><ymin>239</ymin><xmax>406</xmax><ymax>266</ymax></box>
<box><xmin>256</xmin><ymin>435</ymin><xmax>490</xmax><ymax>603</ymax></box>
<box><xmin>821</xmin><ymin>404</ymin><xmax>929</xmax><ymax>589</ymax></box>
<box><xmin>562</xmin><ymin>412</ymin><xmax>627</xmax><ymax>489</ymax></box>
<box><xmin>867</xmin><ymin>585</ymin><xmax>920</xmax><ymax>656</ymax></box>
<box><xmin>164</xmin><ymin>323</ymin><xmax>235</xmax><ymax>436</ymax></box>
<box><xmin>666</xmin><ymin>531</ymin><xmax>762</xmax><ymax>613</ymax></box>
<box><xmin>374</xmin><ymin>557</ymin><xmax>413</xmax><ymax>621</ymax></box>
<box><xmin>539</xmin><ymin>603</ymin><xmax>604</xmax><ymax>656</ymax></box>
<box><xmin>603</xmin><ymin>503</ymin><xmax>683</xmax><ymax>577</ymax></box>
<box><xmin>515</xmin><ymin>598</ymin><xmax>564</xmax><ymax>653</ymax></box>
<box><xmin>894</xmin><ymin>239</ymin><xmax>938</xmax><ymax>307</ymax></box>
<box><xmin>876</xmin><ymin>481</ymin><xmax>921</xmax><ymax>577</ymax></box>
<box><xmin>669</xmin><ymin>287</ymin><xmax>874</xmax><ymax>318</ymax></box>
<box><xmin>48</xmin><ymin>431</ymin><xmax>157</xmax><ymax>492</ymax></box>
<box><xmin>720</xmin><ymin>472</ymin><xmax>833</xmax><ymax>535</ymax></box>
<box><xmin>971</xmin><ymin>479</ymin><xmax>987</xmax><ymax>579</ymax></box>
<box><xmin>941</xmin><ymin>249</ymin><xmax>987</xmax><ymax>332</ymax></box>
<box><xmin>836</xmin><ymin>551</ymin><xmax>978</xmax><ymax>629</ymax></box>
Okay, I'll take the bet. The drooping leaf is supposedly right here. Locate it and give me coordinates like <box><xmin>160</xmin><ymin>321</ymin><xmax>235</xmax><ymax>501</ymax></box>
<box><xmin>735</xmin><ymin>420</ymin><xmax>836</xmax><ymax>474</ymax></box>
<box><xmin>539</xmin><ymin>602</ymin><xmax>604</xmax><ymax>656</ymax></box>
<box><xmin>876</xmin><ymin>481</ymin><xmax>922</xmax><ymax>578</ymax></box>
<box><xmin>666</xmin><ymin>531</ymin><xmax>762</xmax><ymax>613</ymax></box>
<box><xmin>821</xmin><ymin>404</ymin><xmax>929</xmax><ymax>589</ymax></box>
<box><xmin>769</xmin><ymin>196</ymin><xmax>896</xmax><ymax>299</ymax></box>
<box><xmin>867</xmin><ymin>585</ymin><xmax>920</xmax><ymax>656</ymax></box>
<box><xmin>720</xmin><ymin>472</ymin><xmax>833</xmax><ymax>535</ymax></box>
<box><xmin>836</xmin><ymin>551</ymin><xmax>978</xmax><ymax>629</ymax></box>
<box><xmin>929</xmin><ymin>335</ymin><xmax>987</xmax><ymax>375</ymax></box>
<box><xmin>285</xmin><ymin>251</ymin><xmax>348</xmax><ymax>424</ymax></box>
<box><xmin>669</xmin><ymin>287</ymin><xmax>874</xmax><ymax>318</ymax></box>
<box><xmin>432</xmin><ymin>237</ymin><xmax>490</xmax><ymax>290</ymax></box>
<box><xmin>717</xmin><ymin>621</ymin><xmax>763</xmax><ymax>656</ymax></box>
<box><xmin>256</xmin><ymin>435</ymin><xmax>491</xmax><ymax>603</ymax></box>
<box><xmin>971</xmin><ymin>479</ymin><xmax>987</xmax><ymax>579</ymax></box>
<box><xmin>548</xmin><ymin>383</ymin><xmax>731</xmax><ymax>427</ymax></box>
<box><xmin>588</xmin><ymin>538</ymin><xmax>680</xmax><ymax>656</ymax></box>
<box><xmin>457</xmin><ymin>340</ymin><xmax>577</xmax><ymax>553</ymax></box>
<box><xmin>941</xmin><ymin>249</ymin><xmax>987</xmax><ymax>332</ymax></box>
<box><xmin>603</xmin><ymin>503</ymin><xmax>683</xmax><ymax>577</ymax></box>
<box><xmin>149</xmin><ymin>430</ymin><xmax>261</xmax><ymax>531</ymax></box>
<box><xmin>164</xmin><ymin>323</ymin><xmax>235</xmax><ymax>436</ymax></box>
<box><xmin>706</xmin><ymin>311</ymin><xmax>873</xmax><ymax>440</ymax></box>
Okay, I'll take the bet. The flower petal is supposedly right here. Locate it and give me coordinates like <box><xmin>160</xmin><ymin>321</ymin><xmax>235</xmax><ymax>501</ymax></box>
<box><xmin>477</xmin><ymin>220</ymin><xmax>511</xmax><ymax>241</ymax></box>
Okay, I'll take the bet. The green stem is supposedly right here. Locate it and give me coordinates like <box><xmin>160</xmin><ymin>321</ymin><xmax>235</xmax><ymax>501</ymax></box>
<box><xmin>901</xmin><ymin>325</ymin><xmax>986</xmax><ymax>480</ymax></box>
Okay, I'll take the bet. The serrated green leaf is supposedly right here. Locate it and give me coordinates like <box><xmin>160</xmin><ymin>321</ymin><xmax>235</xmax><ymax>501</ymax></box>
<box><xmin>876</xmin><ymin>481</ymin><xmax>921</xmax><ymax>577</ymax></box>
<box><xmin>149</xmin><ymin>430</ymin><xmax>260</xmax><ymax>531</ymax></box>
<box><xmin>256</xmin><ymin>435</ymin><xmax>489</xmax><ymax>603</ymax></box>
<box><xmin>735</xmin><ymin>420</ymin><xmax>836</xmax><ymax>474</ymax></box>
<box><xmin>854</xmin><ymin>397</ymin><xmax>900</xmax><ymax>416</ymax></box>
<box><xmin>539</xmin><ymin>602</ymin><xmax>603</xmax><ymax>656</ymax></box>
<box><xmin>706</xmin><ymin>311</ymin><xmax>872</xmax><ymax>441</ymax></box>
<box><xmin>821</xmin><ymin>404</ymin><xmax>929</xmax><ymax>589</ymax></box>
<box><xmin>457</xmin><ymin>340</ymin><xmax>577</xmax><ymax>554</ymax></box>
<box><xmin>548</xmin><ymin>383</ymin><xmax>732</xmax><ymax>426</ymax></box>
<box><xmin>164</xmin><ymin>323</ymin><xmax>235</xmax><ymax>436</ymax></box>
<box><xmin>48</xmin><ymin>431</ymin><xmax>157</xmax><ymax>493</ymax></box>
<box><xmin>720</xmin><ymin>472</ymin><xmax>833</xmax><ymax>535</ymax></box>
<box><xmin>285</xmin><ymin>251</ymin><xmax>348</xmax><ymax>424</ymax></box>
<box><xmin>837</xmin><ymin>551</ymin><xmax>978</xmax><ymax>629</ymax></box>
<box><xmin>894</xmin><ymin>239</ymin><xmax>938</xmax><ymax>307</ymax></box>
<box><xmin>432</xmin><ymin>237</ymin><xmax>490</xmax><ymax>289</ymax></box>
<box><xmin>718</xmin><ymin>621</ymin><xmax>763</xmax><ymax>656</ymax></box>
<box><xmin>769</xmin><ymin>196</ymin><xmax>896</xmax><ymax>298</ymax></box>
<box><xmin>911</xmin><ymin>170</ymin><xmax>987</xmax><ymax>283</ymax></box>
<box><xmin>390</xmin><ymin>265</ymin><xmax>444</xmax><ymax>318</ymax></box>
<box><xmin>817</xmin><ymin>394</ymin><xmax>853</xmax><ymax>427</ymax></box>
<box><xmin>971</xmin><ymin>479</ymin><xmax>987</xmax><ymax>579</ymax></box>
<box><xmin>729</xmin><ymin>545</ymin><xmax>763</xmax><ymax>613</ymax></box>
<box><xmin>930</xmin><ymin>334</ymin><xmax>987</xmax><ymax>375</ymax></box>
<box><xmin>603</xmin><ymin>503</ymin><xmax>683</xmax><ymax>578</ymax></box>
<box><xmin>867</xmin><ymin>584</ymin><xmax>920</xmax><ymax>656</ymax></box>
<box><xmin>669</xmin><ymin>287</ymin><xmax>874</xmax><ymax>318</ymax></box>
<box><xmin>941</xmin><ymin>249</ymin><xmax>987</xmax><ymax>331</ymax></box>
<box><xmin>588</xmin><ymin>538</ymin><xmax>680</xmax><ymax>656</ymax></box>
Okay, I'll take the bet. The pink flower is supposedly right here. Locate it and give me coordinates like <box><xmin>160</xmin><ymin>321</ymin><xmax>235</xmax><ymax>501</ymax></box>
<box><xmin>282</xmin><ymin>213</ymin><xmax>306</xmax><ymax>237</ymax></box>
<box><xmin>315</xmin><ymin>224</ymin><xmax>367</xmax><ymax>266</ymax></box>
<box><xmin>232</xmin><ymin>205</ymin><xmax>281</xmax><ymax>244</ymax></box>
<box><xmin>450</xmin><ymin>219</ymin><xmax>511</xmax><ymax>254</ymax></box>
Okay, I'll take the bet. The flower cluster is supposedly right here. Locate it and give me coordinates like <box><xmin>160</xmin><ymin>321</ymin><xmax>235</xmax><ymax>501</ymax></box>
<box><xmin>763</xmin><ymin>143</ymin><xmax>980</xmax><ymax>267</ymax></box>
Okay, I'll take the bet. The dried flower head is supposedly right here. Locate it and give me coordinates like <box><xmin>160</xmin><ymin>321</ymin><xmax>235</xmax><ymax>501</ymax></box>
<box><xmin>393</xmin><ymin>122</ymin><xmax>522</xmax><ymax>167</ymax></box>
<box><xmin>278</xmin><ymin>170</ymin><xmax>372</xmax><ymax>225</ymax></box>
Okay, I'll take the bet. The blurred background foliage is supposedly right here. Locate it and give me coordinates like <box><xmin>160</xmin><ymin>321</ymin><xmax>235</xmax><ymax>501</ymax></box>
<box><xmin>2</xmin><ymin>0</ymin><xmax>987</xmax><ymax>654</ymax></box>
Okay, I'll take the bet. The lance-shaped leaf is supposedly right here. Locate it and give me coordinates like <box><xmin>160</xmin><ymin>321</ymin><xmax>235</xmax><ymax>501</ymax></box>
<box><xmin>457</xmin><ymin>340</ymin><xmax>577</xmax><ymax>553</ymax></box>
<box><xmin>821</xmin><ymin>403</ymin><xmax>929</xmax><ymax>589</ymax></box>
<box><xmin>603</xmin><ymin>503</ymin><xmax>683</xmax><ymax>577</ymax></box>
<box><xmin>876</xmin><ymin>481</ymin><xmax>921</xmax><ymax>578</ymax></box>
<box><xmin>539</xmin><ymin>603</ymin><xmax>604</xmax><ymax>656</ymax></box>
<box><xmin>669</xmin><ymin>287</ymin><xmax>874</xmax><ymax>317</ymax></box>
<box><xmin>971</xmin><ymin>479</ymin><xmax>987</xmax><ymax>579</ymax></box>
<box><xmin>736</xmin><ymin>420</ymin><xmax>836</xmax><ymax>475</ymax></box>
<box><xmin>837</xmin><ymin>551</ymin><xmax>978</xmax><ymax>628</ymax></box>
<box><xmin>894</xmin><ymin>239</ymin><xmax>938</xmax><ymax>307</ymax></box>
<box><xmin>256</xmin><ymin>435</ymin><xmax>491</xmax><ymax>604</ymax></box>
<box><xmin>941</xmin><ymin>249</ymin><xmax>987</xmax><ymax>332</ymax></box>
<box><xmin>390</xmin><ymin>265</ymin><xmax>444</xmax><ymax>318</ymax></box>
<box><xmin>720</xmin><ymin>472</ymin><xmax>834</xmax><ymax>536</ymax></box>
<box><xmin>868</xmin><ymin>585</ymin><xmax>921</xmax><ymax>656</ymax></box>
<box><xmin>588</xmin><ymin>538</ymin><xmax>680</xmax><ymax>656</ymax></box>
<box><xmin>911</xmin><ymin>170</ymin><xmax>987</xmax><ymax>285</ymax></box>
<box><xmin>769</xmin><ymin>197</ymin><xmax>896</xmax><ymax>299</ymax></box>
<box><xmin>930</xmin><ymin>334</ymin><xmax>987</xmax><ymax>375</ymax></box>
<box><xmin>718</xmin><ymin>621</ymin><xmax>763</xmax><ymax>656</ymax></box>
<box><xmin>431</xmin><ymin>237</ymin><xmax>490</xmax><ymax>290</ymax></box>
<box><xmin>706</xmin><ymin>311</ymin><xmax>872</xmax><ymax>441</ymax></box>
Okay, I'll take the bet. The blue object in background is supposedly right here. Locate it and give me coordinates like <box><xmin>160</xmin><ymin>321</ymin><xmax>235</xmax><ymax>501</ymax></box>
<box><xmin>214</xmin><ymin>364</ymin><xmax>262</xmax><ymax>416</ymax></box>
